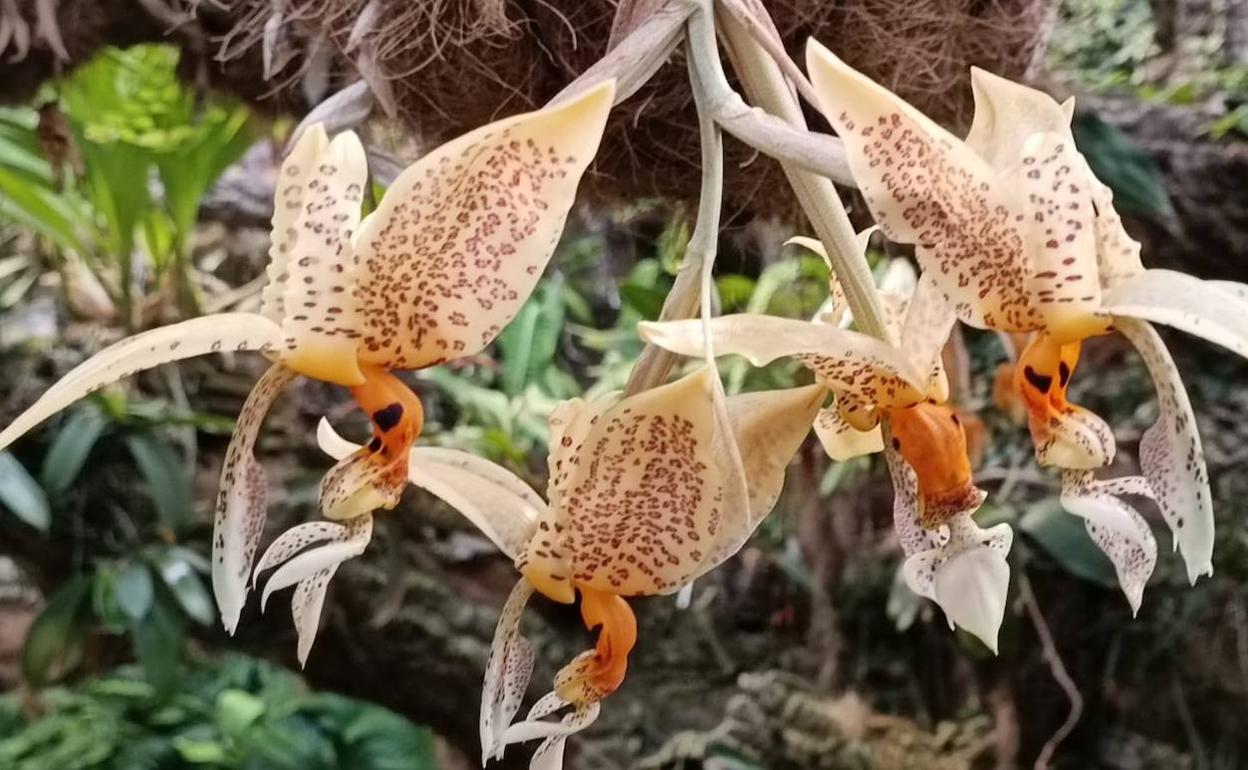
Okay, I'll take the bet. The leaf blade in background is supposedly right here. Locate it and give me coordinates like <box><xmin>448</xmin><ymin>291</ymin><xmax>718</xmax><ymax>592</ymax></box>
<box><xmin>0</xmin><ymin>452</ymin><xmax>50</xmax><ymax>530</ymax></box>
<box><xmin>1020</xmin><ymin>498</ymin><xmax>1120</xmax><ymax>588</ymax></box>
<box><xmin>39</xmin><ymin>406</ymin><xmax>109</xmax><ymax>498</ymax></box>
<box><xmin>124</xmin><ymin>433</ymin><xmax>192</xmax><ymax>536</ymax></box>
<box><xmin>23</xmin><ymin>575</ymin><xmax>93</xmax><ymax>688</ymax></box>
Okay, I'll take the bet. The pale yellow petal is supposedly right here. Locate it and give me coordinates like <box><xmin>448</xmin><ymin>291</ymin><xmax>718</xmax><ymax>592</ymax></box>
<box><xmin>352</xmin><ymin>81</ymin><xmax>615</xmax><ymax>370</ymax></box>
<box><xmin>1105</xmin><ymin>270</ymin><xmax>1248</xmax><ymax>359</ymax></box>
<box><xmin>696</xmin><ymin>383</ymin><xmax>826</xmax><ymax>576</ymax></box>
<box><xmin>534</xmin><ymin>365</ymin><xmax>720</xmax><ymax>596</ymax></box>
<box><xmin>261</xmin><ymin>123</ymin><xmax>329</xmax><ymax>324</ymax></box>
<box><xmin>0</xmin><ymin>313</ymin><xmax>282</xmax><ymax>453</ymax></box>
<box><xmin>813</xmin><ymin>405</ymin><xmax>883</xmax><ymax>461</ymax></box>
<box><xmin>638</xmin><ymin>315</ymin><xmax>927</xmax><ymax>406</ymax></box>
<box><xmin>964</xmin><ymin>67</ymin><xmax>1073</xmax><ymax>170</ymax></box>
<box><xmin>899</xmin><ymin>274</ymin><xmax>956</xmax><ymax>401</ymax></box>
<box><xmin>277</xmin><ymin>130</ymin><xmax>369</xmax><ymax>386</ymax></box>
<box><xmin>805</xmin><ymin>40</ymin><xmax>1039</xmax><ymax>332</ymax></box>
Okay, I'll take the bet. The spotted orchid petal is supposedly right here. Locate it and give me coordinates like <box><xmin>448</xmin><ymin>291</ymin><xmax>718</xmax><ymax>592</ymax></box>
<box><xmin>274</xmin><ymin>127</ymin><xmax>370</xmax><ymax>386</ymax></box>
<box><xmin>1104</xmin><ymin>269</ymin><xmax>1248</xmax><ymax>359</ymax></box>
<box><xmin>498</xmin><ymin>697</ymin><xmax>601</xmax><ymax>770</ymax></box>
<box><xmin>807</xmin><ymin>41</ymin><xmax>1112</xmax><ymax>341</ymax></box>
<box><xmin>255</xmin><ymin>513</ymin><xmax>373</xmax><ymax>665</ymax></box>
<box><xmin>900</xmin><ymin>274</ymin><xmax>957</xmax><ymax>402</ymax></box>
<box><xmin>886</xmin><ymin>440</ymin><xmax>1008</xmax><ymax>651</ymax></box>
<box><xmin>350</xmin><ymin>81</ymin><xmax>615</xmax><ymax>371</ymax></box>
<box><xmin>1060</xmin><ymin>471</ymin><xmax>1157</xmax><ymax>614</ymax></box>
<box><xmin>0</xmin><ymin>313</ymin><xmax>283</xmax><ymax>453</ymax></box>
<box><xmin>963</xmin><ymin>66</ymin><xmax>1074</xmax><ymax>171</ymax></box>
<box><xmin>1210</xmin><ymin>280</ymin><xmax>1248</xmax><ymax>305</ymax></box>
<box><xmin>519</xmin><ymin>365</ymin><xmax>721</xmax><ymax>598</ymax></box>
<box><xmin>638</xmin><ymin>315</ymin><xmax>927</xmax><ymax>406</ymax></box>
<box><xmin>694</xmin><ymin>383</ymin><xmax>826</xmax><ymax>577</ymax></box>
<box><xmin>212</xmin><ymin>363</ymin><xmax>298</xmax><ymax>634</ymax></box>
<box><xmin>1116</xmin><ymin>318</ymin><xmax>1213</xmax><ymax>583</ymax></box>
<box><xmin>315</xmin><ymin>419</ymin><xmax>541</xmax><ymax>561</ymax></box>
<box><xmin>481</xmin><ymin>578</ymin><xmax>538</xmax><ymax>764</ymax></box>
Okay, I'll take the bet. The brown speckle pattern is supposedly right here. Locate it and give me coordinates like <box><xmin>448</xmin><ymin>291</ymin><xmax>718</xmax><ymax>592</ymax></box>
<box><xmin>1116</xmin><ymin>318</ymin><xmax>1213</xmax><ymax>579</ymax></box>
<box><xmin>280</xmin><ymin>134</ymin><xmax>367</xmax><ymax>355</ymax></box>
<box><xmin>353</xmin><ymin>103</ymin><xmax>599</xmax><ymax>371</ymax></box>
<box><xmin>212</xmin><ymin>362</ymin><xmax>298</xmax><ymax>628</ymax></box>
<box><xmin>1060</xmin><ymin>470</ymin><xmax>1157</xmax><ymax>611</ymax></box>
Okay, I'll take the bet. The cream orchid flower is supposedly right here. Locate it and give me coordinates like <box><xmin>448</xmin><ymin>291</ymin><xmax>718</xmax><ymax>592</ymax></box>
<box><xmin>321</xmin><ymin>365</ymin><xmax>824</xmax><ymax>769</ymax></box>
<box><xmin>0</xmin><ymin>81</ymin><xmax>616</xmax><ymax>656</ymax></box>
<box><xmin>639</xmin><ymin>242</ymin><xmax>1012</xmax><ymax>651</ymax></box>
<box><xmin>806</xmin><ymin>39</ymin><xmax>1248</xmax><ymax>611</ymax></box>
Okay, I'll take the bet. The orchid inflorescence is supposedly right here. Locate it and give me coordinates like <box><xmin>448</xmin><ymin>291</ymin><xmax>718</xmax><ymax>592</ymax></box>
<box><xmin>1</xmin><ymin>12</ymin><xmax>1244</xmax><ymax>770</ymax></box>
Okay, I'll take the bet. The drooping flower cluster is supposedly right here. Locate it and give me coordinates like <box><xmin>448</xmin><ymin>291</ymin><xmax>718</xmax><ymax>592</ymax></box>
<box><xmin>1</xmin><ymin>27</ymin><xmax>1243</xmax><ymax>770</ymax></box>
<box><xmin>805</xmin><ymin>39</ymin><xmax>1248</xmax><ymax>613</ymax></box>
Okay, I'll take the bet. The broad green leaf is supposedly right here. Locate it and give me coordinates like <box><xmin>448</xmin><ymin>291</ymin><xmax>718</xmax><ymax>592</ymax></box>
<box><xmin>618</xmin><ymin>284</ymin><xmax>667</xmax><ymax>321</ymax></box>
<box><xmin>0</xmin><ymin>452</ymin><xmax>50</xmax><ymax>530</ymax></box>
<box><xmin>115</xmin><ymin>562</ymin><xmax>155</xmax><ymax>622</ymax></box>
<box><xmin>216</xmin><ymin>689</ymin><xmax>267</xmax><ymax>739</ymax></box>
<box><xmin>92</xmin><ymin>565</ymin><xmax>129</xmax><ymax>634</ymax></box>
<box><xmin>23</xmin><ymin>575</ymin><xmax>93</xmax><ymax>688</ymax></box>
<box><xmin>497</xmin><ymin>278</ymin><xmax>566</xmax><ymax>397</ymax></box>
<box><xmin>1020</xmin><ymin>498</ymin><xmax>1120</xmax><ymax>588</ymax></box>
<box><xmin>130</xmin><ymin>594</ymin><xmax>185</xmax><ymax>695</ymax></box>
<box><xmin>124</xmin><ymin>434</ymin><xmax>191</xmax><ymax>535</ymax></box>
<box><xmin>151</xmin><ymin>549</ymin><xmax>215</xmax><ymax>626</ymax></box>
<box><xmin>39</xmin><ymin>406</ymin><xmax>109</xmax><ymax>498</ymax></box>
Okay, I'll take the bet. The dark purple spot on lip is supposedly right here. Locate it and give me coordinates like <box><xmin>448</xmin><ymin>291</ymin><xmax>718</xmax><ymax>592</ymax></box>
<box><xmin>372</xmin><ymin>402</ymin><xmax>404</xmax><ymax>432</ymax></box>
<box><xmin>1024</xmin><ymin>366</ymin><xmax>1053</xmax><ymax>394</ymax></box>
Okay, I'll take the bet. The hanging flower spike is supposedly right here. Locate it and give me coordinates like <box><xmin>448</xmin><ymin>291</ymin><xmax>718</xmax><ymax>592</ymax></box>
<box><xmin>321</xmin><ymin>363</ymin><xmax>821</xmax><ymax>767</ymax></box>
<box><xmin>806</xmin><ymin>38</ymin><xmax>1248</xmax><ymax>606</ymax></box>
<box><xmin>0</xmin><ymin>82</ymin><xmax>616</xmax><ymax>645</ymax></box>
<box><xmin>640</xmin><ymin>237</ymin><xmax>1007</xmax><ymax>647</ymax></box>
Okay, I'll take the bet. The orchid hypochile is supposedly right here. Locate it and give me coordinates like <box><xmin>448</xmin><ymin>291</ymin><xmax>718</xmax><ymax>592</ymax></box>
<box><xmin>323</xmin><ymin>365</ymin><xmax>822</xmax><ymax>769</ymax></box>
<box><xmin>640</xmin><ymin>245</ymin><xmax>1011</xmax><ymax>651</ymax></box>
<box><xmin>807</xmin><ymin>39</ymin><xmax>1248</xmax><ymax>610</ymax></box>
<box><xmin>0</xmin><ymin>81</ymin><xmax>615</xmax><ymax>661</ymax></box>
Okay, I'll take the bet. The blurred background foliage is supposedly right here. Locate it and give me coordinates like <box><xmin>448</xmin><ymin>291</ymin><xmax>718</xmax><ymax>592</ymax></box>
<box><xmin>0</xmin><ymin>0</ymin><xmax>1243</xmax><ymax>767</ymax></box>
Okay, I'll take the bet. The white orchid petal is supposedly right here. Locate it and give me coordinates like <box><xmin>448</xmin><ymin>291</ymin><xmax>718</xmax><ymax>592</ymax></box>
<box><xmin>292</xmin><ymin>565</ymin><xmax>339</xmax><ymax>667</ymax></box>
<box><xmin>501</xmin><ymin>700</ymin><xmax>600</xmax><ymax>745</ymax></box>
<box><xmin>0</xmin><ymin>313</ymin><xmax>282</xmax><ymax>453</ymax></box>
<box><xmin>900</xmin><ymin>274</ymin><xmax>957</xmax><ymax>401</ymax></box>
<box><xmin>1104</xmin><ymin>270</ymin><xmax>1248</xmax><ymax>359</ymax></box>
<box><xmin>481</xmin><ymin>578</ymin><xmax>537</xmax><ymax>764</ymax></box>
<box><xmin>252</xmin><ymin>520</ymin><xmax>343</xmax><ymax>582</ymax></box>
<box><xmin>1116</xmin><ymin>318</ymin><xmax>1213</xmax><ymax>583</ymax></box>
<box><xmin>212</xmin><ymin>363</ymin><xmax>298</xmax><ymax>634</ymax></box>
<box><xmin>1209</xmin><ymin>280</ymin><xmax>1248</xmax><ymax>305</ymax></box>
<box><xmin>1060</xmin><ymin>472</ymin><xmax>1156</xmax><ymax>614</ymax></box>
<box><xmin>259</xmin><ymin>515</ymin><xmax>372</xmax><ymax>612</ymax></box>
<box><xmin>931</xmin><ymin>540</ymin><xmax>1011</xmax><ymax>653</ymax></box>
<box><xmin>262</xmin><ymin>124</ymin><xmax>328</xmax><ymax>324</ymax></box>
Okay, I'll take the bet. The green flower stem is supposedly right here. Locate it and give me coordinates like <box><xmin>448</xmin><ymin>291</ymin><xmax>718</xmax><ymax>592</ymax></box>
<box><xmin>710</xmin><ymin>1</ymin><xmax>888</xmax><ymax>340</ymax></box>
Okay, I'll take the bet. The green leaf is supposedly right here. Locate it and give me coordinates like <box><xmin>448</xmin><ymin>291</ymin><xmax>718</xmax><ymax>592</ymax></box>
<box><xmin>216</xmin><ymin>689</ymin><xmax>267</xmax><ymax>739</ymax></box>
<box><xmin>151</xmin><ymin>549</ymin><xmax>215</xmax><ymax>626</ymax></box>
<box><xmin>23</xmin><ymin>575</ymin><xmax>93</xmax><ymax>688</ymax></box>
<box><xmin>124</xmin><ymin>434</ymin><xmax>191</xmax><ymax>535</ymax></box>
<box><xmin>715</xmin><ymin>274</ymin><xmax>756</xmax><ymax>313</ymax></box>
<box><xmin>496</xmin><ymin>278</ymin><xmax>566</xmax><ymax>397</ymax></box>
<box><xmin>39</xmin><ymin>406</ymin><xmax>109</xmax><ymax>498</ymax></box>
<box><xmin>92</xmin><ymin>565</ymin><xmax>129</xmax><ymax>634</ymax></box>
<box><xmin>1020</xmin><ymin>498</ymin><xmax>1119</xmax><ymax>588</ymax></box>
<box><xmin>618</xmin><ymin>284</ymin><xmax>667</xmax><ymax>321</ymax></box>
<box><xmin>130</xmin><ymin>594</ymin><xmax>185</xmax><ymax>695</ymax></box>
<box><xmin>1072</xmin><ymin>111</ymin><xmax>1173</xmax><ymax>220</ymax></box>
<box><xmin>0</xmin><ymin>452</ymin><xmax>50</xmax><ymax>530</ymax></box>
<box><xmin>115</xmin><ymin>563</ymin><xmax>155</xmax><ymax>622</ymax></box>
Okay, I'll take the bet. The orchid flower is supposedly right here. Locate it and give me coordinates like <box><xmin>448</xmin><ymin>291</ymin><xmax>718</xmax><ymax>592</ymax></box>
<box><xmin>806</xmin><ymin>39</ymin><xmax>1248</xmax><ymax>611</ymax></box>
<box><xmin>0</xmin><ymin>81</ymin><xmax>616</xmax><ymax>657</ymax></box>
<box><xmin>321</xmin><ymin>365</ymin><xmax>823</xmax><ymax>768</ymax></box>
<box><xmin>639</xmin><ymin>240</ymin><xmax>1012</xmax><ymax>651</ymax></box>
